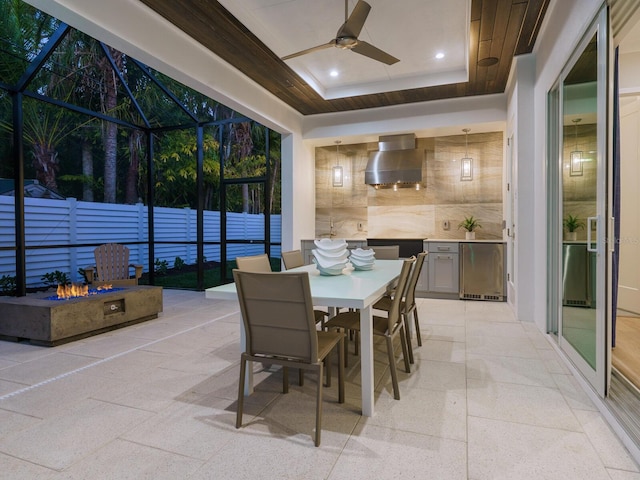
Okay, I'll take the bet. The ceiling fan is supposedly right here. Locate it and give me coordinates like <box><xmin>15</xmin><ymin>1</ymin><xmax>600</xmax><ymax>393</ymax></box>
<box><xmin>281</xmin><ymin>0</ymin><xmax>399</xmax><ymax>65</ymax></box>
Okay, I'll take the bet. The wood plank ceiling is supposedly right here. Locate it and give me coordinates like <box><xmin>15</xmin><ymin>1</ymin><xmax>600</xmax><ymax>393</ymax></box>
<box><xmin>139</xmin><ymin>0</ymin><xmax>550</xmax><ymax>116</ymax></box>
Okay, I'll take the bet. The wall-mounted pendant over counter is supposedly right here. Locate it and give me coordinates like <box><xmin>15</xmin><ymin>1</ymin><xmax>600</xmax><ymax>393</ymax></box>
<box><xmin>332</xmin><ymin>140</ymin><xmax>343</xmax><ymax>187</ymax></box>
<box><xmin>570</xmin><ymin>118</ymin><xmax>583</xmax><ymax>177</ymax></box>
<box><xmin>461</xmin><ymin>128</ymin><xmax>473</xmax><ymax>181</ymax></box>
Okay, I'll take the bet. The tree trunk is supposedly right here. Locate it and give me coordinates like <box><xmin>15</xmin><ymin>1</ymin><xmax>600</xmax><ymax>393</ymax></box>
<box><xmin>125</xmin><ymin>130</ymin><xmax>141</xmax><ymax>204</ymax></box>
<box><xmin>81</xmin><ymin>140</ymin><xmax>94</xmax><ymax>201</ymax></box>
<box><xmin>32</xmin><ymin>142</ymin><xmax>59</xmax><ymax>192</ymax></box>
<box><xmin>100</xmin><ymin>48</ymin><xmax>122</xmax><ymax>204</ymax></box>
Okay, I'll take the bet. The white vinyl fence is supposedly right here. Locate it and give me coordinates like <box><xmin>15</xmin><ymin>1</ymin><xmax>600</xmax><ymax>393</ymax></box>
<box><xmin>0</xmin><ymin>196</ymin><xmax>281</xmax><ymax>287</ymax></box>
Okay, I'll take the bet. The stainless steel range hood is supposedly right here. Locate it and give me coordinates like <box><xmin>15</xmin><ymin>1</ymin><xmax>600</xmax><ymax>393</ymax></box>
<box><xmin>365</xmin><ymin>134</ymin><xmax>423</xmax><ymax>187</ymax></box>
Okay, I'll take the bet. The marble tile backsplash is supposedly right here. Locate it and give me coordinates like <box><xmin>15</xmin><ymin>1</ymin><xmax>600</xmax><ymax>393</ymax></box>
<box><xmin>315</xmin><ymin>132</ymin><xmax>505</xmax><ymax>240</ymax></box>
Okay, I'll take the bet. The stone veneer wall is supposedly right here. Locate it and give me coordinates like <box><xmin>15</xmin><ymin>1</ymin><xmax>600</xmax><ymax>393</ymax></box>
<box><xmin>315</xmin><ymin>131</ymin><xmax>504</xmax><ymax>240</ymax></box>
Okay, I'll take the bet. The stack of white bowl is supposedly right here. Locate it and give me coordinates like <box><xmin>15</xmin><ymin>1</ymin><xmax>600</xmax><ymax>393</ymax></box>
<box><xmin>312</xmin><ymin>238</ymin><xmax>349</xmax><ymax>275</ymax></box>
<box><xmin>349</xmin><ymin>248</ymin><xmax>376</xmax><ymax>270</ymax></box>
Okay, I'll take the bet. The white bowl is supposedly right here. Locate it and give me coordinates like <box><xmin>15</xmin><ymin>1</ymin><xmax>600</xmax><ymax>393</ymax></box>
<box><xmin>312</xmin><ymin>247</ymin><xmax>349</xmax><ymax>259</ymax></box>
<box><xmin>314</xmin><ymin>238</ymin><xmax>348</xmax><ymax>252</ymax></box>
<box><xmin>350</xmin><ymin>256</ymin><xmax>374</xmax><ymax>267</ymax></box>
<box><xmin>312</xmin><ymin>249</ymin><xmax>349</xmax><ymax>267</ymax></box>
<box><xmin>353</xmin><ymin>263</ymin><xmax>374</xmax><ymax>271</ymax></box>
<box><xmin>350</xmin><ymin>248</ymin><xmax>375</xmax><ymax>258</ymax></box>
<box><xmin>313</xmin><ymin>258</ymin><xmax>345</xmax><ymax>275</ymax></box>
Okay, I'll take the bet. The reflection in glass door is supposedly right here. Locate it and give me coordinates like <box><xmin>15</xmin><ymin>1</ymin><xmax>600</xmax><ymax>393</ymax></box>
<box><xmin>550</xmin><ymin>8</ymin><xmax>608</xmax><ymax>396</ymax></box>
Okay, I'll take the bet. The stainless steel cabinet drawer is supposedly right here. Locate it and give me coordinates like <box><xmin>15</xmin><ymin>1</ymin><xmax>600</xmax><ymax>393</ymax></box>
<box><xmin>427</xmin><ymin>242</ymin><xmax>459</xmax><ymax>253</ymax></box>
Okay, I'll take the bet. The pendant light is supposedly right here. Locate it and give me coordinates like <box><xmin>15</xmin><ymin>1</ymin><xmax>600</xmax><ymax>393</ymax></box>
<box><xmin>460</xmin><ymin>128</ymin><xmax>473</xmax><ymax>181</ymax></box>
<box><xmin>332</xmin><ymin>140</ymin><xmax>343</xmax><ymax>187</ymax></box>
<box><xmin>570</xmin><ymin>118</ymin><xmax>583</xmax><ymax>177</ymax></box>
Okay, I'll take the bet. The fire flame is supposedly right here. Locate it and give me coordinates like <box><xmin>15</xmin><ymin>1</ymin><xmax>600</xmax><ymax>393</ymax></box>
<box><xmin>56</xmin><ymin>283</ymin><xmax>113</xmax><ymax>299</ymax></box>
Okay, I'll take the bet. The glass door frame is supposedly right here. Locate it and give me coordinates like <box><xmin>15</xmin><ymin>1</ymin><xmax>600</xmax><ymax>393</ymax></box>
<box><xmin>548</xmin><ymin>7</ymin><xmax>609</xmax><ymax>396</ymax></box>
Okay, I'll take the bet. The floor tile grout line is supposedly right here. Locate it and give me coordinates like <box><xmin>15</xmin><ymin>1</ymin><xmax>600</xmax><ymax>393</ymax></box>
<box><xmin>0</xmin><ymin>309</ymin><xmax>239</xmax><ymax>402</ymax></box>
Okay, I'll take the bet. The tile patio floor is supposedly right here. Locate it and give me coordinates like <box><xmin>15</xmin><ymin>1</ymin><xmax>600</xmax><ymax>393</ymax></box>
<box><xmin>0</xmin><ymin>289</ymin><xmax>639</xmax><ymax>479</ymax></box>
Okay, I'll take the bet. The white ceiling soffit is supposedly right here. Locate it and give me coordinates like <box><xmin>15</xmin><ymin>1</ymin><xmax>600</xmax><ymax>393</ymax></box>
<box><xmin>218</xmin><ymin>0</ymin><xmax>470</xmax><ymax>100</ymax></box>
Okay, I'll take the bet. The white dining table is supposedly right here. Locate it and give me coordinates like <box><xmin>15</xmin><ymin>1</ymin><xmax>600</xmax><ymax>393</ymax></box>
<box><xmin>204</xmin><ymin>259</ymin><xmax>402</xmax><ymax>417</ymax></box>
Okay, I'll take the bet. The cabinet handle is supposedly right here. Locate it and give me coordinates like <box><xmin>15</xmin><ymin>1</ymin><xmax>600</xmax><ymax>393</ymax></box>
<box><xmin>437</xmin><ymin>247</ymin><xmax>451</xmax><ymax>251</ymax></box>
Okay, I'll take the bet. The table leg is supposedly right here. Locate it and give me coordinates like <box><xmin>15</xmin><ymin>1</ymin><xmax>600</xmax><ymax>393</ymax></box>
<box><xmin>240</xmin><ymin>321</ymin><xmax>254</xmax><ymax>395</ymax></box>
<box><xmin>359</xmin><ymin>305</ymin><xmax>374</xmax><ymax>416</ymax></box>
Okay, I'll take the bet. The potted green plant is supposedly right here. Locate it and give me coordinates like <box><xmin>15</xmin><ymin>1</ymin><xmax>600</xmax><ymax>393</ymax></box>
<box><xmin>458</xmin><ymin>215</ymin><xmax>482</xmax><ymax>240</ymax></box>
<box><xmin>563</xmin><ymin>214</ymin><xmax>585</xmax><ymax>241</ymax></box>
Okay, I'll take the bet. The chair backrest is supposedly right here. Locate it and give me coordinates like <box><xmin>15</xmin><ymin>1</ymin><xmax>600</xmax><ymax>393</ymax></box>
<box><xmin>403</xmin><ymin>252</ymin><xmax>427</xmax><ymax>310</ymax></box>
<box><xmin>94</xmin><ymin>243</ymin><xmax>131</xmax><ymax>282</ymax></box>
<box><xmin>281</xmin><ymin>249</ymin><xmax>304</xmax><ymax>270</ymax></box>
<box><xmin>384</xmin><ymin>256</ymin><xmax>415</xmax><ymax>333</ymax></box>
<box><xmin>370</xmin><ymin>245</ymin><xmax>400</xmax><ymax>259</ymax></box>
<box><xmin>233</xmin><ymin>270</ymin><xmax>318</xmax><ymax>362</ymax></box>
<box><xmin>236</xmin><ymin>254</ymin><xmax>272</xmax><ymax>272</ymax></box>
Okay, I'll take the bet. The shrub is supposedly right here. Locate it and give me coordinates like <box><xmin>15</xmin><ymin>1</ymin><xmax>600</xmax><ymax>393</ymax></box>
<box><xmin>155</xmin><ymin>258</ymin><xmax>169</xmax><ymax>275</ymax></box>
<box><xmin>41</xmin><ymin>270</ymin><xmax>70</xmax><ymax>287</ymax></box>
<box><xmin>174</xmin><ymin>256</ymin><xmax>185</xmax><ymax>270</ymax></box>
<box><xmin>0</xmin><ymin>274</ymin><xmax>16</xmax><ymax>295</ymax></box>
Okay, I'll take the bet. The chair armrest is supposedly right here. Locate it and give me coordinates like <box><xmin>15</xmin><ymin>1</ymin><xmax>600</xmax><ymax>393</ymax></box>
<box><xmin>84</xmin><ymin>266</ymin><xmax>95</xmax><ymax>284</ymax></box>
<box><xmin>131</xmin><ymin>264</ymin><xmax>143</xmax><ymax>279</ymax></box>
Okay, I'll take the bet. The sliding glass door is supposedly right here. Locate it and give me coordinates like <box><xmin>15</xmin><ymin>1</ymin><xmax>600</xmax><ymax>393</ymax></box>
<box><xmin>548</xmin><ymin>7</ymin><xmax>608</xmax><ymax>396</ymax></box>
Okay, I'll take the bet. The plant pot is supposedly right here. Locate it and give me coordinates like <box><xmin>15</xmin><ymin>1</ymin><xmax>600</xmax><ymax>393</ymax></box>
<box><xmin>465</xmin><ymin>231</ymin><xmax>475</xmax><ymax>240</ymax></box>
<box><xmin>565</xmin><ymin>231</ymin><xmax>577</xmax><ymax>241</ymax></box>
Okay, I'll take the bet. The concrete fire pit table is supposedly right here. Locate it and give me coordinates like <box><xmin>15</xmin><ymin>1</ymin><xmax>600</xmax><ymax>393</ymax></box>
<box><xmin>0</xmin><ymin>285</ymin><xmax>163</xmax><ymax>346</ymax></box>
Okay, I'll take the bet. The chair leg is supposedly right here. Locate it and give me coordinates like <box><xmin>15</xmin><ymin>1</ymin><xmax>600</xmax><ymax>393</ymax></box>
<box><xmin>413</xmin><ymin>309</ymin><xmax>422</xmax><ymax>346</ymax></box>
<box><xmin>343</xmin><ymin>328</ymin><xmax>349</xmax><ymax>368</ymax></box>
<box><xmin>236</xmin><ymin>356</ymin><xmax>247</xmax><ymax>428</ymax></box>
<box><xmin>354</xmin><ymin>330</ymin><xmax>359</xmax><ymax>356</ymax></box>
<box><xmin>315</xmin><ymin>363</ymin><xmax>323</xmax><ymax>447</ymax></box>
<box><xmin>299</xmin><ymin>369</ymin><xmax>305</xmax><ymax>386</ymax></box>
<box><xmin>325</xmin><ymin>357</ymin><xmax>331</xmax><ymax>387</ymax></box>
<box><xmin>283</xmin><ymin>366</ymin><xmax>289</xmax><ymax>394</ymax></box>
<box><xmin>399</xmin><ymin>326</ymin><xmax>411</xmax><ymax>373</ymax></box>
<box><xmin>385</xmin><ymin>335</ymin><xmax>400</xmax><ymax>400</ymax></box>
<box><xmin>403</xmin><ymin>313</ymin><xmax>415</xmax><ymax>364</ymax></box>
<box><xmin>337</xmin><ymin>337</ymin><xmax>345</xmax><ymax>403</ymax></box>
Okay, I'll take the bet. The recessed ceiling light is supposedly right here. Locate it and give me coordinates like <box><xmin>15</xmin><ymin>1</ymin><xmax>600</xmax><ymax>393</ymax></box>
<box><xmin>330</xmin><ymin>70</ymin><xmax>339</xmax><ymax>77</ymax></box>
<box><xmin>435</xmin><ymin>52</ymin><xmax>445</xmax><ymax>59</ymax></box>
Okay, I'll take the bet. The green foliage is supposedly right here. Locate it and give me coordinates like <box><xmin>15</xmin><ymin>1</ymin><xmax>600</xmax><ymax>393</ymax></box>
<box><xmin>458</xmin><ymin>215</ymin><xmax>482</xmax><ymax>232</ymax></box>
<box><xmin>0</xmin><ymin>274</ymin><xmax>17</xmax><ymax>295</ymax></box>
<box><xmin>41</xmin><ymin>270</ymin><xmax>70</xmax><ymax>287</ymax></box>
<box><xmin>154</xmin><ymin>258</ymin><xmax>169</xmax><ymax>275</ymax></box>
<box><xmin>174</xmin><ymin>256</ymin><xmax>185</xmax><ymax>270</ymax></box>
<box><xmin>563</xmin><ymin>214</ymin><xmax>585</xmax><ymax>232</ymax></box>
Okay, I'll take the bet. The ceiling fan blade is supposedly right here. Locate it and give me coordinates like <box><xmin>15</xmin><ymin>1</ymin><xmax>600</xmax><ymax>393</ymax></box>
<box><xmin>337</xmin><ymin>0</ymin><xmax>371</xmax><ymax>38</ymax></box>
<box><xmin>351</xmin><ymin>41</ymin><xmax>399</xmax><ymax>65</ymax></box>
<box><xmin>281</xmin><ymin>40</ymin><xmax>335</xmax><ymax>61</ymax></box>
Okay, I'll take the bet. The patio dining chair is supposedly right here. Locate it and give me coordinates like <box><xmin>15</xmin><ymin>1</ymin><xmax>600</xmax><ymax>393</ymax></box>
<box><xmin>233</xmin><ymin>269</ymin><xmax>345</xmax><ymax>447</ymax></box>
<box><xmin>235</xmin><ymin>253</ymin><xmax>271</xmax><ymax>272</ymax></box>
<box><xmin>373</xmin><ymin>251</ymin><xmax>427</xmax><ymax>364</ymax></box>
<box><xmin>281</xmin><ymin>249</ymin><xmax>329</xmax><ymax>327</ymax></box>
<box><xmin>84</xmin><ymin>243</ymin><xmax>143</xmax><ymax>287</ymax></box>
<box><xmin>323</xmin><ymin>256</ymin><xmax>414</xmax><ymax>400</ymax></box>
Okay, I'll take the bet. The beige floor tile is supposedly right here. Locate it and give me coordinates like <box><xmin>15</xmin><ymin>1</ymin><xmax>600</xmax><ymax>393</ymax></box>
<box><xmin>467</xmin><ymin>378</ymin><xmax>582</xmax><ymax>431</ymax></box>
<box><xmin>0</xmin><ymin>352</ymin><xmax>99</xmax><ymax>385</ymax></box>
<box><xmin>552</xmin><ymin>372</ymin><xmax>598</xmax><ymax>411</ymax></box>
<box><xmin>365</xmin><ymin>385</ymin><xmax>467</xmax><ymax>441</ymax></box>
<box><xmin>574</xmin><ymin>409</ymin><xmax>639</xmax><ymax>471</ymax></box>
<box><xmin>607</xmin><ymin>469</ymin><xmax>640</xmax><ymax>480</ymax></box>
<box><xmin>420</xmin><ymin>324</ymin><xmax>466</xmax><ymax>343</ymax></box>
<box><xmin>0</xmin><ymin>398</ymin><xmax>152</xmax><ymax>470</ymax></box>
<box><xmin>0</xmin><ymin>451</ymin><xmax>57</xmax><ymax>480</ymax></box>
<box><xmin>466</xmin><ymin>334</ymin><xmax>540</xmax><ymax>359</ymax></box>
<box><xmin>468</xmin><ymin>416</ymin><xmax>612</xmax><ymax>480</ymax></box>
<box><xmin>414</xmin><ymin>338</ymin><xmax>466</xmax><ymax>363</ymax></box>
<box><xmin>394</xmin><ymin>358</ymin><xmax>467</xmax><ymax>392</ymax></box>
<box><xmin>329</xmin><ymin>423</ymin><xmax>467</xmax><ymax>480</ymax></box>
<box><xmin>53</xmin><ymin>438</ymin><xmax>204</xmax><ymax>479</ymax></box>
<box><xmin>466</xmin><ymin>319</ymin><xmax>529</xmax><ymax>338</ymax></box>
<box><xmin>466</xmin><ymin>353</ymin><xmax>557</xmax><ymax>388</ymax></box>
